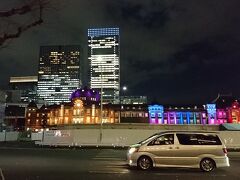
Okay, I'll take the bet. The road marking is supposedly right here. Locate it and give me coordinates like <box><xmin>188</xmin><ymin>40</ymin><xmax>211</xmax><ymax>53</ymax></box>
<box><xmin>89</xmin><ymin>170</ymin><xmax>129</xmax><ymax>174</ymax></box>
<box><xmin>104</xmin><ymin>165</ymin><xmax>128</xmax><ymax>168</ymax></box>
<box><xmin>92</xmin><ymin>153</ymin><xmax>124</xmax><ymax>161</ymax></box>
<box><xmin>94</xmin><ymin>155</ymin><xmax>122</xmax><ymax>158</ymax></box>
<box><xmin>92</xmin><ymin>157</ymin><xmax>123</xmax><ymax>161</ymax></box>
<box><xmin>154</xmin><ymin>173</ymin><xmax>226</xmax><ymax>177</ymax></box>
<box><xmin>0</xmin><ymin>168</ymin><xmax>5</xmax><ymax>180</ymax></box>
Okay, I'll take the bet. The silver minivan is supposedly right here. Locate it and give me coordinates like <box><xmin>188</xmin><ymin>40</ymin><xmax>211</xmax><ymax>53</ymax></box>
<box><xmin>127</xmin><ymin>131</ymin><xmax>230</xmax><ymax>172</ymax></box>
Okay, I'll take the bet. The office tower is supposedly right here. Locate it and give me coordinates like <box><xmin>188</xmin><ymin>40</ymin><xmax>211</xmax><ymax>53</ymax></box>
<box><xmin>37</xmin><ymin>45</ymin><xmax>81</xmax><ymax>104</ymax></box>
<box><xmin>9</xmin><ymin>76</ymin><xmax>38</xmax><ymax>102</ymax></box>
<box><xmin>0</xmin><ymin>90</ymin><xmax>6</xmax><ymax>126</ymax></box>
<box><xmin>88</xmin><ymin>28</ymin><xmax>120</xmax><ymax>104</ymax></box>
<box><xmin>120</xmin><ymin>96</ymin><xmax>148</xmax><ymax>104</ymax></box>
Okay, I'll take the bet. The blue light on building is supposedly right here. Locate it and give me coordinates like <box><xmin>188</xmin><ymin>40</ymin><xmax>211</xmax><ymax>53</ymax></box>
<box><xmin>206</xmin><ymin>104</ymin><xmax>217</xmax><ymax>124</ymax></box>
<box><xmin>88</xmin><ymin>28</ymin><xmax>119</xmax><ymax>37</ymax></box>
<box><xmin>148</xmin><ymin>105</ymin><xmax>164</xmax><ymax>124</ymax></box>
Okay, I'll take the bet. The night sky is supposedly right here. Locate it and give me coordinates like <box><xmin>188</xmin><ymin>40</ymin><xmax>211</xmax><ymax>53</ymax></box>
<box><xmin>1</xmin><ymin>0</ymin><xmax>240</xmax><ymax>104</ymax></box>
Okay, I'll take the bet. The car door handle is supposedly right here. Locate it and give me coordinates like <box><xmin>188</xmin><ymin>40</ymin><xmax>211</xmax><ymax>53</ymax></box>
<box><xmin>175</xmin><ymin>147</ymin><xmax>180</xmax><ymax>149</ymax></box>
<box><xmin>169</xmin><ymin>147</ymin><xmax>173</xmax><ymax>149</ymax></box>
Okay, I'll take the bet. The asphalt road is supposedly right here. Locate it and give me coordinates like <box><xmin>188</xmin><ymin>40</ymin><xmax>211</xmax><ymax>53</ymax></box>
<box><xmin>0</xmin><ymin>147</ymin><xmax>240</xmax><ymax>180</ymax></box>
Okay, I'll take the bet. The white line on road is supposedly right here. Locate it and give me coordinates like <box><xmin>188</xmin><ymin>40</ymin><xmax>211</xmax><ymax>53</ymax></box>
<box><xmin>0</xmin><ymin>168</ymin><xmax>5</xmax><ymax>180</ymax></box>
<box><xmin>89</xmin><ymin>170</ymin><xmax>129</xmax><ymax>174</ymax></box>
<box><xmin>154</xmin><ymin>173</ymin><xmax>226</xmax><ymax>177</ymax></box>
<box><xmin>92</xmin><ymin>157</ymin><xmax>123</xmax><ymax>161</ymax></box>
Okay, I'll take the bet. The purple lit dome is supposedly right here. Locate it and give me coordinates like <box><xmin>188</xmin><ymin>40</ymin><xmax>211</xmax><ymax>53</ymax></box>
<box><xmin>70</xmin><ymin>86</ymin><xmax>100</xmax><ymax>102</ymax></box>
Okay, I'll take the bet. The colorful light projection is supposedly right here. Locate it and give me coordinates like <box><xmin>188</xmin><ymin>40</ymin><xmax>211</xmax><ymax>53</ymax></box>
<box><xmin>149</xmin><ymin>105</ymin><xmax>209</xmax><ymax>125</ymax></box>
<box><xmin>230</xmin><ymin>101</ymin><xmax>240</xmax><ymax>123</ymax></box>
<box><xmin>216</xmin><ymin>109</ymin><xmax>227</xmax><ymax>124</ymax></box>
<box><xmin>148</xmin><ymin>103</ymin><xmax>239</xmax><ymax>125</ymax></box>
<box><xmin>172</xmin><ymin>112</ymin><xmax>193</xmax><ymax>125</ymax></box>
<box><xmin>70</xmin><ymin>87</ymin><xmax>100</xmax><ymax>102</ymax></box>
<box><xmin>206</xmin><ymin>104</ymin><xmax>217</xmax><ymax>124</ymax></box>
<box><xmin>148</xmin><ymin>105</ymin><xmax>164</xmax><ymax>124</ymax></box>
<box><xmin>201</xmin><ymin>113</ymin><xmax>207</xmax><ymax>124</ymax></box>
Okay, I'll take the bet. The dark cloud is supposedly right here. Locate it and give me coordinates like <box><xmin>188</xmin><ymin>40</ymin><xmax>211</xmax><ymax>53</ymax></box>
<box><xmin>105</xmin><ymin>0</ymin><xmax>172</xmax><ymax>28</ymax></box>
<box><xmin>1</xmin><ymin>0</ymin><xmax>240</xmax><ymax>104</ymax></box>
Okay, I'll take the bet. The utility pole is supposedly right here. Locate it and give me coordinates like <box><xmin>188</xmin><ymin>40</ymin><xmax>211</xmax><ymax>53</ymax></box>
<box><xmin>98</xmin><ymin>56</ymin><xmax>103</xmax><ymax>143</ymax></box>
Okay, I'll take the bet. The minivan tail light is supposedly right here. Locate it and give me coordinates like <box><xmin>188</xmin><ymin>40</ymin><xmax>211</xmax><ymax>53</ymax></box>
<box><xmin>223</xmin><ymin>148</ymin><xmax>227</xmax><ymax>154</ymax></box>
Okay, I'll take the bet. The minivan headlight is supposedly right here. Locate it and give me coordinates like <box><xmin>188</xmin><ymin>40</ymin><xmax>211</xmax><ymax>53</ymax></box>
<box><xmin>128</xmin><ymin>147</ymin><xmax>139</xmax><ymax>154</ymax></box>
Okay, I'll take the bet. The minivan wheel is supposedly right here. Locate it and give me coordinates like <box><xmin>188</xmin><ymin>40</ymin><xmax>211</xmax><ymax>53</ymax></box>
<box><xmin>137</xmin><ymin>156</ymin><xmax>153</xmax><ymax>170</ymax></box>
<box><xmin>200</xmin><ymin>158</ymin><xmax>215</xmax><ymax>172</ymax></box>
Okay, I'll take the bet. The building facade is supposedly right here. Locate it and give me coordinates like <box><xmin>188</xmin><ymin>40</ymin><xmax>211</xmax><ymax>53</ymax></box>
<box><xmin>37</xmin><ymin>45</ymin><xmax>81</xmax><ymax>104</ymax></box>
<box><xmin>24</xmin><ymin>92</ymin><xmax>240</xmax><ymax>130</ymax></box>
<box><xmin>148</xmin><ymin>98</ymin><xmax>240</xmax><ymax>125</ymax></box>
<box><xmin>9</xmin><ymin>76</ymin><xmax>38</xmax><ymax>102</ymax></box>
<box><xmin>88</xmin><ymin>28</ymin><xmax>120</xmax><ymax>104</ymax></box>
<box><xmin>120</xmin><ymin>96</ymin><xmax>147</xmax><ymax>104</ymax></box>
<box><xmin>148</xmin><ymin>105</ymin><xmax>208</xmax><ymax>125</ymax></box>
<box><xmin>0</xmin><ymin>90</ymin><xmax>6</xmax><ymax>128</ymax></box>
<box><xmin>4</xmin><ymin>103</ymin><xmax>27</xmax><ymax>131</ymax></box>
<box><xmin>26</xmin><ymin>87</ymin><xmax>120</xmax><ymax>130</ymax></box>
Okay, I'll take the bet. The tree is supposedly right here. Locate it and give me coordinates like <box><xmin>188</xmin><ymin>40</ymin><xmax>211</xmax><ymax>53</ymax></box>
<box><xmin>0</xmin><ymin>0</ymin><xmax>51</xmax><ymax>47</ymax></box>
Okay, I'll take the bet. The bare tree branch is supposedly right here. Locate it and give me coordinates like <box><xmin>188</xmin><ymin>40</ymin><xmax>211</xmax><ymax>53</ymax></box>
<box><xmin>0</xmin><ymin>0</ymin><xmax>46</xmax><ymax>17</ymax></box>
<box><xmin>0</xmin><ymin>0</ymin><xmax>50</xmax><ymax>47</ymax></box>
<box><xmin>0</xmin><ymin>5</ymin><xmax>31</xmax><ymax>17</ymax></box>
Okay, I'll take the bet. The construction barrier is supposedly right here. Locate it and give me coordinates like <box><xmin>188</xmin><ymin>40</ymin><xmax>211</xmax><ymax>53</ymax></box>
<box><xmin>33</xmin><ymin>129</ymin><xmax>240</xmax><ymax>149</ymax></box>
<box><xmin>0</xmin><ymin>131</ymin><xmax>19</xmax><ymax>142</ymax></box>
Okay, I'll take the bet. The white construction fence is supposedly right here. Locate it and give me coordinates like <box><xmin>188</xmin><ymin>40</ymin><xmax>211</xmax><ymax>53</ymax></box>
<box><xmin>0</xmin><ymin>131</ymin><xmax>19</xmax><ymax>142</ymax></box>
<box><xmin>33</xmin><ymin>129</ymin><xmax>240</xmax><ymax>149</ymax></box>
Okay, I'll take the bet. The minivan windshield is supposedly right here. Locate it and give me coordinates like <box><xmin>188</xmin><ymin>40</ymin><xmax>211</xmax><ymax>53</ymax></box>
<box><xmin>138</xmin><ymin>134</ymin><xmax>159</xmax><ymax>145</ymax></box>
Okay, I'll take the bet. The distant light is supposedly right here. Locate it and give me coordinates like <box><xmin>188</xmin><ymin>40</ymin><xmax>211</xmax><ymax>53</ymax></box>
<box><xmin>55</xmin><ymin>130</ymin><xmax>62</xmax><ymax>137</ymax></box>
<box><xmin>97</xmin><ymin>56</ymin><xmax>103</xmax><ymax>61</ymax></box>
<box><xmin>123</xmin><ymin>86</ymin><xmax>127</xmax><ymax>91</ymax></box>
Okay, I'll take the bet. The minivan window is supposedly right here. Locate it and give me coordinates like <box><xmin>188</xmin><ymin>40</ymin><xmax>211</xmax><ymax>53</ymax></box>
<box><xmin>148</xmin><ymin>134</ymin><xmax>174</xmax><ymax>146</ymax></box>
<box><xmin>138</xmin><ymin>134</ymin><xmax>159</xmax><ymax>145</ymax></box>
<box><xmin>176</xmin><ymin>134</ymin><xmax>222</xmax><ymax>145</ymax></box>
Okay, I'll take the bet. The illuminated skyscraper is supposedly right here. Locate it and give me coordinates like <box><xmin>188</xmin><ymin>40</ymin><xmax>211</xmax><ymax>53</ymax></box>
<box><xmin>9</xmin><ymin>76</ymin><xmax>38</xmax><ymax>102</ymax></box>
<box><xmin>37</xmin><ymin>45</ymin><xmax>81</xmax><ymax>104</ymax></box>
<box><xmin>88</xmin><ymin>28</ymin><xmax>120</xmax><ymax>104</ymax></box>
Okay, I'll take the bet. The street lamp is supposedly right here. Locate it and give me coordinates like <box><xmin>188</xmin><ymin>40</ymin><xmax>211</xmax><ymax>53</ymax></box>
<box><xmin>120</xmin><ymin>86</ymin><xmax>127</xmax><ymax>123</ymax></box>
<box><xmin>97</xmin><ymin>56</ymin><xmax>103</xmax><ymax>143</ymax></box>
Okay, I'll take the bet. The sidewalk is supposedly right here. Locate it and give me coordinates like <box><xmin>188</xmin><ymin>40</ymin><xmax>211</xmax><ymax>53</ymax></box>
<box><xmin>0</xmin><ymin>141</ymin><xmax>36</xmax><ymax>148</ymax></box>
<box><xmin>0</xmin><ymin>141</ymin><xmax>240</xmax><ymax>151</ymax></box>
<box><xmin>0</xmin><ymin>141</ymin><xmax>128</xmax><ymax>150</ymax></box>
